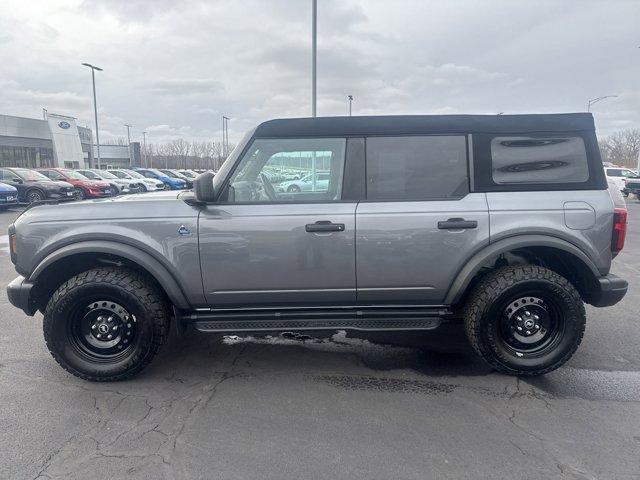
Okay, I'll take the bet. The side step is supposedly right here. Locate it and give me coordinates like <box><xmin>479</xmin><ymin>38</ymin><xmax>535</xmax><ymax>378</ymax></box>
<box><xmin>185</xmin><ymin>306</ymin><xmax>451</xmax><ymax>333</ymax></box>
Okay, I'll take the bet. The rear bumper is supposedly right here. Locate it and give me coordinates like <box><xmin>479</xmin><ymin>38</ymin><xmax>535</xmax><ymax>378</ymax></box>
<box><xmin>6</xmin><ymin>276</ymin><xmax>37</xmax><ymax>316</ymax></box>
<box><xmin>590</xmin><ymin>274</ymin><xmax>628</xmax><ymax>307</ymax></box>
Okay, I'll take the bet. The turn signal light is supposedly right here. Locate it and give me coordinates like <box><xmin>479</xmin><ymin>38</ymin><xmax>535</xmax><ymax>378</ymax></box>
<box><xmin>9</xmin><ymin>233</ymin><xmax>17</xmax><ymax>262</ymax></box>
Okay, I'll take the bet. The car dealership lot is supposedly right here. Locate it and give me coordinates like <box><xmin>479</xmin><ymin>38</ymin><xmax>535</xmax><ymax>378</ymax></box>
<box><xmin>0</xmin><ymin>205</ymin><xmax>639</xmax><ymax>479</ymax></box>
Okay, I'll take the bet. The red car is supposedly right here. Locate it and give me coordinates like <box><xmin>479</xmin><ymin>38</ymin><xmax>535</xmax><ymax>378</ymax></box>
<box><xmin>38</xmin><ymin>168</ymin><xmax>114</xmax><ymax>199</ymax></box>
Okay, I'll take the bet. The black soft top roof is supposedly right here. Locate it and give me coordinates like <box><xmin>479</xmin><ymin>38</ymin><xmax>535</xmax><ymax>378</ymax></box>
<box><xmin>254</xmin><ymin>113</ymin><xmax>595</xmax><ymax>138</ymax></box>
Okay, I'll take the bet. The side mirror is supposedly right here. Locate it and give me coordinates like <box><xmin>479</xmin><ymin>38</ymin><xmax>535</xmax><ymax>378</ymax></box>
<box><xmin>12</xmin><ymin>178</ymin><xmax>23</xmax><ymax>184</ymax></box>
<box><xmin>194</xmin><ymin>171</ymin><xmax>216</xmax><ymax>202</ymax></box>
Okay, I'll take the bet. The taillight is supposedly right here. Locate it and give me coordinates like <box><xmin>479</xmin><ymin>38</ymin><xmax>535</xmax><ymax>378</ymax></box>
<box><xmin>612</xmin><ymin>207</ymin><xmax>627</xmax><ymax>256</ymax></box>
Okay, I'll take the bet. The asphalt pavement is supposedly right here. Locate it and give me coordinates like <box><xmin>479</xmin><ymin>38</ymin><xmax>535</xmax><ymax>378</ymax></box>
<box><xmin>0</xmin><ymin>203</ymin><xmax>639</xmax><ymax>479</ymax></box>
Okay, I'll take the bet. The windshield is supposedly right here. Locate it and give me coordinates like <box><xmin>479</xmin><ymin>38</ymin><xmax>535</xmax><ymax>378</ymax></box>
<box><xmin>13</xmin><ymin>168</ymin><xmax>51</xmax><ymax>181</ymax></box>
<box><xmin>79</xmin><ymin>170</ymin><xmax>100</xmax><ymax>180</ymax></box>
<box><xmin>212</xmin><ymin>128</ymin><xmax>255</xmax><ymax>193</ymax></box>
<box><xmin>123</xmin><ymin>170</ymin><xmax>143</xmax><ymax>179</ymax></box>
<box><xmin>161</xmin><ymin>170</ymin><xmax>180</xmax><ymax>178</ymax></box>
<box><xmin>97</xmin><ymin>170</ymin><xmax>117</xmax><ymax>179</ymax></box>
<box><xmin>146</xmin><ymin>169</ymin><xmax>165</xmax><ymax>176</ymax></box>
<box><xmin>63</xmin><ymin>170</ymin><xmax>89</xmax><ymax>180</ymax></box>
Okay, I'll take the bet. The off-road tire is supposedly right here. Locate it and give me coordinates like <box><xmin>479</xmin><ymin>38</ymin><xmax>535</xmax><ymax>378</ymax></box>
<box><xmin>464</xmin><ymin>265</ymin><xmax>585</xmax><ymax>376</ymax></box>
<box><xmin>43</xmin><ymin>267</ymin><xmax>170</xmax><ymax>381</ymax></box>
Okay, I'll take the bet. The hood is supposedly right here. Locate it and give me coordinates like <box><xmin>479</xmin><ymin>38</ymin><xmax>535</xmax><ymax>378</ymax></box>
<box><xmin>28</xmin><ymin>180</ymin><xmax>75</xmax><ymax>189</ymax></box>
<box><xmin>16</xmin><ymin>190</ymin><xmax>190</xmax><ymax>223</ymax></box>
<box><xmin>0</xmin><ymin>182</ymin><xmax>18</xmax><ymax>192</ymax></box>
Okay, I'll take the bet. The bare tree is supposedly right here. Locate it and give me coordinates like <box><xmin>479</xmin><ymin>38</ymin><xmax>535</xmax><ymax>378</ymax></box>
<box><xmin>599</xmin><ymin>129</ymin><xmax>640</xmax><ymax>168</ymax></box>
<box><xmin>104</xmin><ymin>137</ymin><xmax>128</xmax><ymax>146</ymax></box>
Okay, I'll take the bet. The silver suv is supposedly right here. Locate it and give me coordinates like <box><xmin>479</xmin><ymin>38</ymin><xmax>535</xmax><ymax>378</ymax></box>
<box><xmin>6</xmin><ymin>114</ymin><xmax>628</xmax><ymax>381</ymax></box>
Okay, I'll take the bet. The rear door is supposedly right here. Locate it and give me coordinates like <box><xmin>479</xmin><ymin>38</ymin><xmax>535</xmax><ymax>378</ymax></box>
<box><xmin>355</xmin><ymin>135</ymin><xmax>489</xmax><ymax>304</ymax></box>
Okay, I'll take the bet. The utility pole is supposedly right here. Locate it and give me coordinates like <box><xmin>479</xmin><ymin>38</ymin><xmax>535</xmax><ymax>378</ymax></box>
<box><xmin>81</xmin><ymin>63</ymin><xmax>103</xmax><ymax>168</ymax></box>
<box><xmin>311</xmin><ymin>0</ymin><xmax>317</xmax><ymax>117</ymax></box>
<box><xmin>42</xmin><ymin>108</ymin><xmax>47</xmax><ymax>120</ymax></box>
<box><xmin>222</xmin><ymin>116</ymin><xmax>230</xmax><ymax>157</ymax></box>
<box><xmin>142</xmin><ymin>131</ymin><xmax>148</xmax><ymax>168</ymax></box>
<box><xmin>348</xmin><ymin>95</ymin><xmax>353</xmax><ymax>116</ymax></box>
<box><xmin>124</xmin><ymin>124</ymin><xmax>133</xmax><ymax>166</ymax></box>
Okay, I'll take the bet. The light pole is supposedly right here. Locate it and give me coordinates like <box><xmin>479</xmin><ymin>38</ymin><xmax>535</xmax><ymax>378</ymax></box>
<box><xmin>142</xmin><ymin>131</ymin><xmax>148</xmax><ymax>167</ymax></box>
<box><xmin>587</xmin><ymin>95</ymin><xmax>617</xmax><ymax>112</ymax></box>
<box><xmin>42</xmin><ymin>108</ymin><xmax>47</xmax><ymax>120</ymax></box>
<box><xmin>347</xmin><ymin>95</ymin><xmax>353</xmax><ymax>116</ymax></box>
<box><xmin>124</xmin><ymin>124</ymin><xmax>133</xmax><ymax>167</ymax></box>
<box><xmin>82</xmin><ymin>63</ymin><xmax>103</xmax><ymax>169</ymax></box>
<box><xmin>311</xmin><ymin>0</ymin><xmax>317</xmax><ymax>117</ymax></box>
<box><xmin>222</xmin><ymin>116</ymin><xmax>230</xmax><ymax>157</ymax></box>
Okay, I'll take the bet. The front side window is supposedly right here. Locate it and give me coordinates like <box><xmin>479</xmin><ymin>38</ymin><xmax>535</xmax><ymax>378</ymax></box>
<box><xmin>366</xmin><ymin>136</ymin><xmax>468</xmax><ymax>200</ymax></box>
<box><xmin>225</xmin><ymin>137</ymin><xmax>346</xmax><ymax>203</ymax></box>
<box><xmin>491</xmin><ymin>136</ymin><xmax>589</xmax><ymax>184</ymax></box>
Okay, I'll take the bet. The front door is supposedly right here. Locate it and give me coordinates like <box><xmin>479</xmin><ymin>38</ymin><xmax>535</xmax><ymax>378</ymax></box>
<box><xmin>199</xmin><ymin>137</ymin><xmax>357</xmax><ymax>307</ymax></box>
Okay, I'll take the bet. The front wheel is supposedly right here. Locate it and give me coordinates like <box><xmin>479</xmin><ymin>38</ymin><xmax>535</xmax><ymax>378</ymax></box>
<box><xmin>287</xmin><ymin>184</ymin><xmax>301</xmax><ymax>193</ymax></box>
<box><xmin>464</xmin><ymin>265</ymin><xmax>585</xmax><ymax>376</ymax></box>
<box><xmin>74</xmin><ymin>188</ymin><xmax>85</xmax><ymax>200</ymax></box>
<box><xmin>26</xmin><ymin>189</ymin><xmax>44</xmax><ymax>204</ymax></box>
<box><xmin>43</xmin><ymin>267</ymin><xmax>170</xmax><ymax>381</ymax></box>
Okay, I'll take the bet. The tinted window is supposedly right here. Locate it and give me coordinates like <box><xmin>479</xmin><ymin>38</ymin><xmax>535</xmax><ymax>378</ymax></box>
<box><xmin>491</xmin><ymin>137</ymin><xmax>588</xmax><ymax>184</ymax></box>
<box><xmin>606</xmin><ymin>169</ymin><xmax>622</xmax><ymax>177</ymax></box>
<box><xmin>365</xmin><ymin>136</ymin><xmax>468</xmax><ymax>200</ymax></box>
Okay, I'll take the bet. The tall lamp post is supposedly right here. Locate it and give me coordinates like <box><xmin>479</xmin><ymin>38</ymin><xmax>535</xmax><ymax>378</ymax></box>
<box><xmin>347</xmin><ymin>95</ymin><xmax>353</xmax><ymax>116</ymax></box>
<box><xmin>311</xmin><ymin>0</ymin><xmax>317</xmax><ymax>117</ymax></box>
<box><xmin>142</xmin><ymin>131</ymin><xmax>148</xmax><ymax>167</ymax></box>
<box><xmin>81</xmin><ymin>63</ymin><xmax>103</xmax><ymax>169</ymax></box>
<box><xmin>587</xmin><ymin>95</ymin><xmax>617</xmax><ymax>112</ymax></box>
<box><xmin>124</xmin><ymin>124</ymin><xmax>133</xmax><ymax>166</ymax></box>
<box><xmin>222</xmin><ymin>116</ymin><xmax>230</xmax><ymax>157</ymax></box>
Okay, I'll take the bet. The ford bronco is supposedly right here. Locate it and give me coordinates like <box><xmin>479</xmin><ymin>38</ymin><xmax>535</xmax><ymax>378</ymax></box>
<box><xmin>6</xmin><ymin>114</ymin><xmax>628</xmax><ymax>381</ymax></box>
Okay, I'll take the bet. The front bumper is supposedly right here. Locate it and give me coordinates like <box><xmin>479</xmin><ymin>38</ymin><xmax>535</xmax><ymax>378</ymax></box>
<box><xmin>6</xmin><ymin>276</ymin><xmax>37</xmax><ymax>316</ymax></box>
<box><xmin>590</xmin><ymin>274</ymin><xmax>628</xmax><ymax>307</ymax></box>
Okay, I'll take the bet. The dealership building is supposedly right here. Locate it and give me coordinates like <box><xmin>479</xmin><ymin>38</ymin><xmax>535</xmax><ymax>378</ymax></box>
<box><xmin>0</xmin><ymin>113</ymin><xmax>140</xmax><ymax>170</ymax></box>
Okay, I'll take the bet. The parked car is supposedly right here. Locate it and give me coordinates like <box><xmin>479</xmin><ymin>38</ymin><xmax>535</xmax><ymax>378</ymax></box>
<box><xmin>604</xmin><ymin>167</ymin><xmax>638</xmax><ymax>196</ymax></box>
<box><xmin>159</xmin><ymin>169</ymin><xmax>193</xmax><ymax>188</ymax></box>
<box><xmin>277</xmin><ymin>172</ymin><xmax>330</xmax><ymax>193</ymax></box>
<box><xmin>38</xmin><ymin>168</ymin><xmax>113</xmax><ymax>200</ymax></box>
<box><xmin>135</xmin><ymin>168</ymin><xmax>187</xmax><ymax>190</ymax></box>
<box><xmin>0</xmin><ymin>167</ymin><xmax>75</xmax><ymax>204</ymax></box>
<box><xmin>77</xmin><ymin>169</ymin><xmax>141</xmax><ymax>195</ymax></box>
<box><xmin>107</xmin><ymin>169</ymin><xmax>165</xmax><ymax>192</ymax></box>
<box><xmin>178</xmin><ymin>169</ymin><xmax>198</xmax><ymax>179</ymax></box>
<box><xmin>0</xmin><ymin>182</ymin><xmax>18</xmax><ymax>210</ymax></box>
<box><xmin>6</xmin><ymin>113</ymin><xmax>628</xmax><ymax>381</ymax></box>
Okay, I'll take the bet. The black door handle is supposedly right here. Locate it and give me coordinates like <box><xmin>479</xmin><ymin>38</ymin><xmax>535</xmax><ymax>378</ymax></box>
<box><xmin>437</xmin><ymin>218</ymin><xmax>478</xmax><ymax>230</ymax></box>
<box><xmin>305</xmin><ymin>221</ymin><xmax>345</xmax><ymax>233</ymax></box>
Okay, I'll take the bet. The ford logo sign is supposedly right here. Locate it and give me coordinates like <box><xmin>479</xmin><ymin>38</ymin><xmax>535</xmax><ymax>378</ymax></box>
<box><xmin>58</xmin><ymin>121</ymin><xmax>71</xmax><ymax>129</ymax></box>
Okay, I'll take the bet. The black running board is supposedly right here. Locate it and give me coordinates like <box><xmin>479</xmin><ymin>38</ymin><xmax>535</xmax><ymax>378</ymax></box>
<box><xmin>184</xmin><ymin>306</ymin><xmax>450</xmax><ymax>333</ymax></box>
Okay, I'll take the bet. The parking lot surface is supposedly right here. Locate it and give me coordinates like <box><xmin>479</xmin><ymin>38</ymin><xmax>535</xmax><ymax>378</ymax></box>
<box><xmin>1</xmin><ymin>203</ymin><xmax>639</xmax><ymax>480</ymax></box>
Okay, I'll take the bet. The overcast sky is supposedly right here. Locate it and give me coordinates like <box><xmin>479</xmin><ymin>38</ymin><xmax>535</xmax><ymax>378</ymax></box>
<box><xmin>0</xmin><ymin>0</ymin><xmax>638</xmax><ymax>145</ymax></box>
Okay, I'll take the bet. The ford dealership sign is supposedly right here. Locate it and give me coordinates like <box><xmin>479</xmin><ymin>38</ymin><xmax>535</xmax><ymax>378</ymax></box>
<box><xmin>58</xmin><ymin>121</ymin><xmax>71</xmax><ymax>129</ymax></box>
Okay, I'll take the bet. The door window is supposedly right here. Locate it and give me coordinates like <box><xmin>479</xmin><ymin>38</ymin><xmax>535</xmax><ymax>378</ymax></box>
<box><xmin>366</xmin><ymin>136</ymin><xmax>468</xmax><ymax>200</ymax></box>
<box><xmin>226</xmin><ymin>138</ymin><xmax>346</xmax><ymax>203</ymax></box>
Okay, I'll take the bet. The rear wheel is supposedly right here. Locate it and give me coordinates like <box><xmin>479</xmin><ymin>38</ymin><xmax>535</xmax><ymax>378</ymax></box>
<box><xmin>287</xmin><ymin>184</ymin><xmax>301</xmax><ymax>193</ymax></box>
<box><xmin>43</xmin><ymin>267</ymin><xmax>170</xmax><ymax>381</ymax></box>
<box><xmin>464</xmin><ymin>265</ymin><xmax>585</xmax><ymax>376</ymax></box>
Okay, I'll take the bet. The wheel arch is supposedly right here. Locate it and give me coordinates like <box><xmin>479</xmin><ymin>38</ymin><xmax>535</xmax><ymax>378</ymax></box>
<box><xmin>29</xmin><ymin>241</ymin><xmax>191</xmax><ymax>311</ymax></box>
<box><xmin>445</xmin><ymin>235</ymin><xmax>603</xmax><ymax>307</ymax></box>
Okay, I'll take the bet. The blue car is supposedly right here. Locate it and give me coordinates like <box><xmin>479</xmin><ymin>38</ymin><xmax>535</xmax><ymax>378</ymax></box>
<box><xmin>135</xmin><ymin>168</ymin><xmax>187</xmax><ymax>190</ymax></box>
<box><xmin>0</xmin><ymin>182</ymin><xmax>18</xmax><ymax>210</ymax></box>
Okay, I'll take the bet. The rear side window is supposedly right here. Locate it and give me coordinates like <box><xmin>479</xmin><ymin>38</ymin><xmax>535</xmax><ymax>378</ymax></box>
<box><xmin>490</xmin><ymin>136</ymin><xmax>589</xmax><ymax>184</ymax></box>
<box><xmin>366</xmin><ymin>136</ymin><xmax>468</xmax><ymax>200</ymax></box>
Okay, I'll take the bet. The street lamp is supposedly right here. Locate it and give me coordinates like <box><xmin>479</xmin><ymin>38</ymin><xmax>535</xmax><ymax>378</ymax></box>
<box><xmin>347</xmin><ymin>95</ymin><xmax>353</xmax><ymax>116</ymax></box>
<box><xmin>124</xmin><ymin>124</ymin><xmax>133</xmax><ymax>167</ymax></box>
<box><xmin>311</xmin><ymin>0</ymin><xmax>317</xmax><ymax>117</ymax></box>
<box><xmin>82</xmin><ymin>63</ymin><xmax>103</xmax><ymax>168</ymax></box>
<box><xmin>222</xmin><ymin>116</ymin><xmax>230</xmax><ymax>157</ymax></box>
<box><xmin>142</xmin><ymin>131</ymin><xmax>148</xmax><ymax>168</ymax></box>
<box><xmin>587</xmin><ymin>95</ymin><xmax>617</xmax><ymax>112</ymax></box>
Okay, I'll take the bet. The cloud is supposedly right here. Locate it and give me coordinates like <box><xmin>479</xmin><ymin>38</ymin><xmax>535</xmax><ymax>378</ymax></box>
<box><xmin>0</xmin><ymin>0</ymin><xmax>637</xmax><ymax>142</ymax></box>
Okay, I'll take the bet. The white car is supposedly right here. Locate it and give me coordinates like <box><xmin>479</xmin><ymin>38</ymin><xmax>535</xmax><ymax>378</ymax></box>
<box><xmin>108</xmin><ymin>169</ymin><xmax>165</xmax><ymax>192</ymax></box>
<box><xmin>605</xmin><ymin>167</ymin><xmax>638</xmax><ymax>196</ymax></box>
<box><xmin>277</xmin><ymin>172</ymin><xmax>330</xmax><ymax>193</ymax></box>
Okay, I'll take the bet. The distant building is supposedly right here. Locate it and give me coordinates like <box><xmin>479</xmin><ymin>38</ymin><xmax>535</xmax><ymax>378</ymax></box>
<box><xmin>0</xmin><ymin>113</ymin><xmax>140</xmax><ymax>169</ymax></box>
<box><xmin>92</xmin><ymin>143</ymin><xmax>141</xmax><ymax>169</ymax></box>
<box><xmin>0</xmin><ymin>113</ymin><xmax>94</xmax><ymax>168</ymax></box>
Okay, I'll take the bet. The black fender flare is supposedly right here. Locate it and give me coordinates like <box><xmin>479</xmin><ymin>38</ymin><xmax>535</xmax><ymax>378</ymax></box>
<box><xmin>29</xmin><ymin>240</ymin><xmax>191</xmax><ymax>309</ymax></box>
<box><xmin>444</xmin><ymin>235</ymin><xmax>602</xmax><ymax>305</ymax></box>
